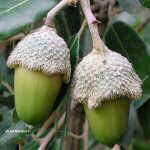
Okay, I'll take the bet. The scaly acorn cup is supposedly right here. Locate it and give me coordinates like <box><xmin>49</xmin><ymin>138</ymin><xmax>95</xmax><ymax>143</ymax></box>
<box><xmin>7</xmin><ymin>25</ymin><xmax>71</xmax><ymax>125</ymax></box>
<box><xmin>71</xmin><ymin>46</ymin><xmax>142</xmax><ymax>147</ymax></box>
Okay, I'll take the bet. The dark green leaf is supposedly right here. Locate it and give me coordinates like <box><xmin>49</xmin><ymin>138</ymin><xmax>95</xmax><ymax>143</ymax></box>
<box><xmin>132</xmin><ymin>138</ymin><xmax>150</xmax><ymax>150</ymax></box>
<box><xmin>105</xmin><ymin>21</ymin><xmax>150</xmax><ymax>94</ymax></box>
<box><xmin>11</xmin><ymin>108</ymin><xmax>20</xmax><ymax>123</ymax></box>
<box><xmin>139</xmin><ymin>0</ymin><xmax>150</xmax><ymax>8</ymax></box>
<box><xmin>137</xmin><ymin>98</ymin><xmax>150</xmax><ymax>139</ymax></box>
<box><xmin>139</xmin><ymin>24</ymin><xmax>150</xmax><ymax>54</ymax></box>
<box><xmin>0</xmin><ymin>0</ymin><xmax>57</xmax><ymax>43</ymax></box>
<box><xmin>55</xmin><ymin>6</ymin><xmax>81</xmax><ymax>43</ymax></box>
<box><xmin>47</xmin><ymin>138</ymin><xmax>62</xmax><ymax>150</ymax></box>
<box><xmin>79</xmin><ymin>26</ymin><xmax>92</xmax><ymax>58</ymax></box>
<box><xmin>24</xmin><ymin>140</ymin><xmax>39</xmax><ymax>150</ymax></box>
<box><xmin>0</xmin><ymin>106</ymin><xmax>12</xmax><ymax>135</ymax></box>
<box><xmin>0</xmin><ymin>53</ymin><xmax>13</xmax><ymax>84</ymax></box>
<box><xmin>121</xmin><ymin>105</ymin><xmax>138</xmax><ymax>147</ymax></box>
<box><xmin>0</xmin><ymin>111</ymin><xmax>3</xmax><ymax>122</ymax></box>
<box><xmin>0</xmin><ymin>95</ymin><xmax>14</xmax><ymax>108</ymax></box>
<box><xmin>69</xmin><ymin>35</ymin><xmax>80</xmax><ymax>75</ymax></box>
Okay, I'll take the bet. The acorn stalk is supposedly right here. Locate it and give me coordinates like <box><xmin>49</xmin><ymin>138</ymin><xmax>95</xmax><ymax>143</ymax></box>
<box><xmin>7</xmin><ymin>26</ymin><xmax>71</xmax><ymax>125</ymax></box>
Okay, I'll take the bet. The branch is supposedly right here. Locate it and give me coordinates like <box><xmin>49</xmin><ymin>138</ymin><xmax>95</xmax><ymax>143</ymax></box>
<box><xmin>36</xmin><ymin>110</ymin><xmax>61</xmax><ymax>137</ymax></box>
<box><xmin>38</xmin><ymin>113</ymin><xmax>66</xmax><ymax>150</ymax></box>
<box><xmin>67</xmin><ymin>119</ymin><xmax>89</xmax><ymax>149</ymax></box>
<box><xmin>68</xmin><ymin>132</ymin><xmax>83</xmax><ymax>139</ymax></box>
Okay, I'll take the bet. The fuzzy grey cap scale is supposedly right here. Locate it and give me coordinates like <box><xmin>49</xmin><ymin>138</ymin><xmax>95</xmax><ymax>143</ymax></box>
<box><xmin>71</xmin><ymin>48</ymin><xmax>142</xmax><ymax>110</ymax></box>
<box><xmin>7</xmin><ymin>25</ymin><xmax>71</xmax><ymax>83</ymax></box>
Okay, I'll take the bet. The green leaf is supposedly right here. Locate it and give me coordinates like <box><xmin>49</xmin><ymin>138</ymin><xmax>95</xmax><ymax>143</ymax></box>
<box><xmin>69</xmin><ymin>35</ymin><xmax>80</xmax><ymax>75</ymax></box>
<box><xmin>47</xmin><ymin>138</ymin><xmax>62</xmax><ymax>150</ymax></box>
<box><xmin>11</xmin><ymin>108</ymin><xmax>20</xmax><ymax>123</ymax></box>
<box><xmin>79</xmin><ymin>26</ymin><xmax>92</xmax><ymax>58</ymax></box>
<box><xmin>0</xmin><ymin>53</ymin><xmax>13</xmax><ymax>85</ymax></box>
<box><xmin>0</xmin><ymin>106</ymin><xmax>12</xmax><ymax>135</ymax></box>
<box><xmin>139</xmin><ymin>0</ymin><xmax>150</xmax><ymax>8</ymax></box>
<box><xmin>137</xmin><ymin>98</ymin><xmax>150</xmax><ymax>139</ymax></box>
<box><xmin>24</xmin><ymin>140</ymin><xmax>39</xmax><ymax>150</ymax></box>
<box><xmin>0</xmin><ymin>95</ymin><xmax>14</xmax><ymax>108</ymax></box>
<box><xmin>132</xmin><ymin>138</ymin><xmax>150</xmax><ymax>150</ymax></box>
<box><xmin>121</xmin><ymin>103</ymin><xmax>141</xmax><ymax>147</ymax></box>
<box><xmin>0</xmin><ymin>0</ymin><xmax>57</xmax><ymax>43</ymax></box>
<box><xmin>55</xmin><ymin>6</ymin><xmax>81</xmax><ymax>43</ymax></box>
<box><xmin>105</xmin><ymin>21</ymin><xmax>150</xmax><ymax>94</ymax></box>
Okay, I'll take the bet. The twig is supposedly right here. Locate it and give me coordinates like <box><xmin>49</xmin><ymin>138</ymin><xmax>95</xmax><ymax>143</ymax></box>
<box><xmin>36</xmin><ymin>111</ymin><xmax>61</xmax><ymax>137</ymax></box>
<box><xmin>68</xmin><ymin>132</ymin><xmax>83</xmax><ymax>139</ymax></box>
<box><xmin>67</xmin><ymin>119</ymin><xmax>88</xmax><ymax>150</ymax></box>
<box><xmin>83</xmin><ymin>119</ymin><xmax>88</xmax><ymax>150</ymax></box>
<box><xmin>80</xmin><ymin>0</ymin><xmax>105</xmax><ymax>53</ymax></box>
<box><xmin>38</xmin><ymin>113</ymin><xmax>66</xmax><ymax>150</ymax></box>
<box><xmin>19</xmin><ymin>143</ymin><xmax>24</xmax><ymax>150</ymax></box>
<box><xmin>31</xmin><ymin>134</ymin><xmax>44</xmax><ymax>144</ymax></box>
<box><xmin>1</xmin><ymin>80</ymin><xmax>14</xmax><ymax>95</ymax></box>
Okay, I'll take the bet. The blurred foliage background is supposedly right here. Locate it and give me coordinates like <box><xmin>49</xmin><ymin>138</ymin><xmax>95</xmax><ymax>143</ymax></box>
<box><xmin>0</xmin><ymin>0</ymin><xmax>150</xmax><ymax>149</ymax></box>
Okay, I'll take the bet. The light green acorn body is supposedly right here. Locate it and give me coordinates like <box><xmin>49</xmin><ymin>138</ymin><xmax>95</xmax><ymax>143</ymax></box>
<box><xmin>7</xmin><ymin>26</ymin><xmax>71</xmax><ymax>125</ymax></box>
<box><xmin>15</xmin><ymin>68</ymin><xmax>62</xmax><ymax>125</ymax></box>
<box><xmin>84</xmin><ymin>100</ymin><xmax>130</xmax><ymax>146</ymax></box>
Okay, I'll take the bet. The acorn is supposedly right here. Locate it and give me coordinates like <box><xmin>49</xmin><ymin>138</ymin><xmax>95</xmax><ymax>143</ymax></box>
<box><xmin>71</xmin><ymin>47</ymin><xmax>142</xmax><ymax>146</ymax></box>
<box><xmin>7</xmin><ymin>25</ymin><xmax>71</xmax><ymax>125</ymax></box>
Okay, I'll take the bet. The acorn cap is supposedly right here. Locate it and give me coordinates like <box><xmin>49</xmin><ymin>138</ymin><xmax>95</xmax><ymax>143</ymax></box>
<box><xmin>7</xmin><ymin>25</ymin><xmax>71</xmax><ymax>83</ymax></box>
<box><xmin>71</xmin><ymin>47</ymin><xmax>142</xmax><ymax>109</ymax></box>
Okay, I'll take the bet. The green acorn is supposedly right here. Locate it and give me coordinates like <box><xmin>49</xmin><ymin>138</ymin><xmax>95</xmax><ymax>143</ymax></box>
<box><xmin>71</xmin><ymin>47</ymin><xmax>142</xmax><ymax>146</ymax></box>
<box><xmin>7</xmin><ymin>25</ymin><xmax>71</xmax><ymax>125</ymax></box>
